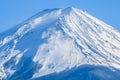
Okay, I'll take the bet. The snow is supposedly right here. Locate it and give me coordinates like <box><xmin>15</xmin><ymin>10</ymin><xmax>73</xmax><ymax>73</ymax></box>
<box><xmin>0</xmin><ymin>7</ymin><xmax>120</xmax><ymax>79</ymax></box>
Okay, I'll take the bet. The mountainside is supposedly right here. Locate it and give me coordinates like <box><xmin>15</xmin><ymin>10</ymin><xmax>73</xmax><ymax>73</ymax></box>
<box><xmin>0</xmin><ymin>7</ymin><xmax>120</xmax><ymax>80</ymax></box>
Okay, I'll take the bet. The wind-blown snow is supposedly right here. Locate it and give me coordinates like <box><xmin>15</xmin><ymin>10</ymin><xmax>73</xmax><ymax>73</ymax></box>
<box><xmin>0</xmin><ymin>7</ymin><xmax>120</xmax><ymax>80</ymax></box>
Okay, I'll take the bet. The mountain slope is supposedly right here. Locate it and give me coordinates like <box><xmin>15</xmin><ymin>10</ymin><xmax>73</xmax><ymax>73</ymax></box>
<box><xmin>35</xmin><ymin>65</ymin><xmax>120</xmax><ymax>80</ymax></box>
<box><xmin>0</xmin><ymin>7</ymin><xmax>120</xmax><ymax>80</ymax></box>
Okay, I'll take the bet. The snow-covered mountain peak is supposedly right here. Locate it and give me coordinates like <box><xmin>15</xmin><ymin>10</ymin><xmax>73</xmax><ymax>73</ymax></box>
<box><xmin>61</xmin><ymin>7</ymin><xmax>76</xmax><ymax>14</ymax></box>
<box><xmin>0</xmin><ymin>7</ymin><xmax>120</xmax><ymax>80</ymax></box>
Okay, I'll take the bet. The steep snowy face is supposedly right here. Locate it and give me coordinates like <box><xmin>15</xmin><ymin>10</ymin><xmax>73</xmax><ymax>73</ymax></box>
<box><xmin>0</xmin><ymin>7</ymin><xmax>120</xmax><ymax>79</ymax></box>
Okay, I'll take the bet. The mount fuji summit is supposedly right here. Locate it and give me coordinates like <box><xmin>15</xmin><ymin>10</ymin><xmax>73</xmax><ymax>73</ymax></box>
<box><xmin>0</xmin><ymin>7</ymin><xmax>120</xmax><ymax>80</ymax></box>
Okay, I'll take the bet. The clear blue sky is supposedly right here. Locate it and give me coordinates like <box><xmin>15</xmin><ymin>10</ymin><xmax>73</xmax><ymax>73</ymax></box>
<box><xmin>0</xmin><ymin>0</ymin><xmax>120</xmax><ymax>33</ymax></box>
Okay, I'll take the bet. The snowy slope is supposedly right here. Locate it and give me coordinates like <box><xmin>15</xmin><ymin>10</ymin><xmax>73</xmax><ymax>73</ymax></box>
<box><xmin>0</xmin><ymin>7</ymin><xmax>120</xmax><ymax>80</ymax></box>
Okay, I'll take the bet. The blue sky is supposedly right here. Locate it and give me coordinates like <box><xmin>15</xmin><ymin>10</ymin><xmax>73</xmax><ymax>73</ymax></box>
<box><xmin>0</xmin><ymin>0</ymin><xmax>120</xmax><ymax>32</ymax></box>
